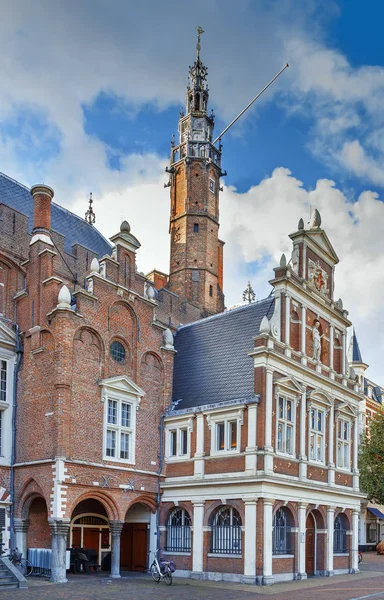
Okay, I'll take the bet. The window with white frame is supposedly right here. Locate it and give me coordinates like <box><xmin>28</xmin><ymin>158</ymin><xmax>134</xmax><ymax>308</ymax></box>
<box><xmin>276</xmin><ymin>395</ymin><xmax>294</xmax><ymax>455</ymax></box>
<box><xmin>209</xmin><ymin>410</ymin><xmax>242</xmax><ymax>455</ymax></box>
<box><xmin>337</xmin><ymin>418</ymin><xmax>351</xmax><ymax>469</ymax></box>
<box><xmin>309</xmin><ymin>406</ymin><xmax>325</xmax><ymax>463</ymax></box>
<box><xmin>167</xmin><ymin>426</ymin><xmax>189</xmax><ymax>459</ymax></box>
<box><xmin>0</xmin><ymin>360</ymin><xmax>6</xmax><ymax>403</ymax></box>
<box><xmin>102</xmin><ymin>380</ymin><xmax>142</xmax><ymax>464</ymax></box>
<box><xmin>0</xmin><ymin>410</ymin><xmax>2</xmax><ymax>455</ymax></box>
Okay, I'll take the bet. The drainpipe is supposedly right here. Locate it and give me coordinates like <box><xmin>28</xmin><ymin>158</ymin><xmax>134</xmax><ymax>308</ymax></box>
<box><xmin>156</xmin><ymin>413</ymin><xmax>165</xmax><ymax>548</ymax></box>
<box><xmin>9</xmin><ymin>325</ymin><xmax>23</xmax><ymax>550</ymax></box>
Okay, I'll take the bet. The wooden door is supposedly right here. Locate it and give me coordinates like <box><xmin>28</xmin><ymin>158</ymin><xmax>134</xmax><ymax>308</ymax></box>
<box><xmin>83</xmin><ymin>528</ymin><xmax>100</xmax><ymax>551</ymax></box>
<box><xmin>119</xmin><ymin>523</ymin><xmax>148</xmax><ymax>572</ymax></box>
<box><xmin>306</xmin><ymin>513</ymin><xmax>315</xmax><ymax>575</ymax></box>
<box><xmin>131</xmin><ymin>524</ymin><xmax>148</xmax><ymax>572</ymax></box>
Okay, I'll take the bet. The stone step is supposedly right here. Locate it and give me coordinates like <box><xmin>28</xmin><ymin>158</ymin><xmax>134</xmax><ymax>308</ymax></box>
<box><xmin>0</xmin><ymin>581</ymin><xmax>19</xmax><ymax>588</ymax></box>
<box><xmin>0</xmin><ymin>576</ymin><xmax>14</xmax><ymax>583</ymax></box>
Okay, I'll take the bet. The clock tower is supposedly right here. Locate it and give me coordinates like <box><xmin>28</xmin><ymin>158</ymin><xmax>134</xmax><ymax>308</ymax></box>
<box><xmin>166</xmin><ymin>28</ymin><xmax>225</xmax><ymax>317</ymax></box>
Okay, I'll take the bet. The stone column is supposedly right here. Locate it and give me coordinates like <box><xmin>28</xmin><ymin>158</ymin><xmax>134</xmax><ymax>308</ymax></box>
<box><xmin>285</xmin><ymin>294</ymin><xmax>291</xmax><ymax>352</ymax></box>
<box><xmin>194</xmin><ymin>413</ymin><xmax>205</xmax><ymax>478</ymax></box>
<box><xmin>351</xmin><ymin>510</ymin><xmax>359</xmax><ymax>573</ymax></box>
<box><xmin>299</xmin><ymin>387</ymin><xmax>307</xmax><ymax>480</ymax></box>
<box><xmin>353</xmin><ymin>417</ymin><xmax>359</xmax><ymax>490</ymax></box>
<box><xmin>49</xmin><ymin>518</ymin><xmax>70</xmax><ymax>583</ymax></box>
<box><xmin>342</xmin><ymin>332</ymin><xmax>346</xmax><ymax>376</ymax></box>
<box><xmin>329</xmin><ymin>325</ymin><xmax>334</xmax><ymax>371</ymax></box>
<box><xmin>109</xmin><ymin>521</ymin><xmax>124</xmax><ymax>578</ymax></box>
<box><xmin>243</xmin><ymin>499</ymin><xmax>257</xmax><ymax>584</ymax></box>
<box><xmin>262</xmin><ymin>499</ymin><xmax>274</xmax><ymax>585</ymax></box>
<box><xmin>192</xmin><ymin>500</ymin><xmax>205</xmax><ymax>574</ymax></box>
<box><xmin>328</xmin><ymin>403</ymin><xmax>335</xmax><ymax>486</ymax></box>
<box><xmin>326</xmin><ymin>507</ymin><xmax>335</xmax><ymax>576</ymax></box>
<box><xmin>245</xmin><ymin>404</ymin><xmax>258</xmax><ymax>474</ymax></box>
<box><xmin>297</xmin><ymin>503</ymin><xmax>307</xmax><ymax>579</ymax></box>
<box><xmin>13</xmin><ymin>519</ymin><xmax>30</xmax><ymax>559</ymax></box>
<box><xmin>265</xmin><ymin>368</ymin><xmax>274</xmax><ymax>474</ymax></box>
<box><xmin>301</xmin><ymin>305</ymin><xmax>307</xmax><ymax>363</ymax></box>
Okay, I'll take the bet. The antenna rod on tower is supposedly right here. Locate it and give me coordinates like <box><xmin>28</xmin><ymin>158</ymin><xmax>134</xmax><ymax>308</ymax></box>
<box><xmin>213</xmin><ymin>63</ymin><xmax>289</xmax><ymax>145</ymax></box>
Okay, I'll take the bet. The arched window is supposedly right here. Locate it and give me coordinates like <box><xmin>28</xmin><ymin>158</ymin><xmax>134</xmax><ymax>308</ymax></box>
<box><xmin>166</xmin><ymin>508</ymin><xmax>191</xmax><ymax>552</ymax></box>
<box><xmin>273</xmin><ymin>507</ymin><xmax>293</xmax><ymax>555</ymax></box>
<box><xmin>334</xmin><ymin>514</ymin><xmax>348</xmax><ymax>553</ymax></box>
<box><xmin>211</xmin><ymin>506</ymin><xmax>242</xmax><ymax>555</ymax></box>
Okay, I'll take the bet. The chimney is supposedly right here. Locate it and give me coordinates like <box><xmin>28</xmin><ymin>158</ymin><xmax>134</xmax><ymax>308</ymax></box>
<box><xmin>31</xmin><ymin>184</ymin><xmax>54</xmax><ymax>234</ymax></box>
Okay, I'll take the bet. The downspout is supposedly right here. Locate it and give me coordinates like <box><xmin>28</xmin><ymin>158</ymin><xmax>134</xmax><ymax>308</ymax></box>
<box><xmin>10</xmin><ymin>324</ymin><xmax>23</xmax><ymax>549</ymax></box>
<box><xmin>156</xmin><ymin>413</ymin><xmax>165</xmax><ymax>548</ymax></box>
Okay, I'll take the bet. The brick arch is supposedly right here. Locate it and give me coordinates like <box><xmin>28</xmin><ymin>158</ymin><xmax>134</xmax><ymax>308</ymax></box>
<box><xmin>67</xmin><ymin>490</ymin><xmax>120</xmax><ymax>521</ymax></box>
<box><xmin>204</xmin><ymin>499</ymin><xmax>244</xmax><ymax>527</ymax></box>
<box><xmin>162</xmin><ymin>502</ymin><xmax>192</xmax><ymax>526</ymax></box>
<box><xmin>40</xmin><ymin>328</ymin><xmax>55</xmax><ymax>352</ymax></box>
<box><xmin>334</xmin><ymin>508</ymin><xmax>351</xmax><ymax>529</ymax></box>
<box><xmin>124</xmin><ymin>495</ymin><xmax>157</xmax><ymax>516</ymax></box>
<box><xmin>17</xmin><ymin>478</ymin><xmax>49</xmax><ymax>519</ymax></box>
<box><xmin>140</xmin><ymin>351</ymin><xmax>164</xmax><ymax>373</ymax></box>
<box><xmin>306</xmin><ymin>505</ymin><xmax>326</xmax><ymax>529</ymax></box>
<box><xmin>73</xmin><ymin>325</ymin><xmax>105</xmax><ymax>361</ymax></box>
<box><xmin>273</xmin><ymin>501</ymin><xmax>298</xmax><ymax>527</ymax></box>
<box><xmin>0</xmin><ymin>251</ymin><xmax>26</xmax><ymax>274</ymax></box>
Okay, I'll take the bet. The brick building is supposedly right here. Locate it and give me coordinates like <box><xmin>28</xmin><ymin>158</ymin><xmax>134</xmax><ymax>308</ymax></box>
<box><xmin>0</xmin><ymin>30</ymin><xmax>376</xmax><ymax>587</ymax></box>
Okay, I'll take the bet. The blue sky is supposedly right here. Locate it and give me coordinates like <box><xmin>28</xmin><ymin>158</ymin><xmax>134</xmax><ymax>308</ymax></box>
<box><xmin>1</xmin><ymin>0</ymin><xmax>384</xmax><ymax>382</ymax></box>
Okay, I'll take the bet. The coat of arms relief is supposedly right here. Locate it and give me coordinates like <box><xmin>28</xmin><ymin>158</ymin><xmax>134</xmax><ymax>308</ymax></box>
<box><xmin>308</xmin><ymin>259</ymin><xmax>328</xmax><ymax>295</ymax></box>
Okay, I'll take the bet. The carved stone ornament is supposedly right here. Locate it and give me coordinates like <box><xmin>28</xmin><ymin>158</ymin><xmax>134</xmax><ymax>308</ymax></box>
<box><xmin>280</xmin><ymin>254</ymin><xmax>287</xmax><ymax>268</ymax></box>
<box><xmin>163</xmin><ymin>328</ymin><xmax>174</xmax><ymax>349</ymax></box>
<box><xmin>87</xmin><ymin>278</ymin><xmax>94</xmax><ymax>295</ymax></box>
<box><xmin>259</xmin><ymin>315</ymin><xmax>270</xmax><ymax>335</ymax></box>
<box><xmin>291</xmin><ymin>245</ymin><xmax>299</xmax><ymax>273</ymax></box>
<box><xmin>269</xmin><ymin>292</ymin><xmax>281</xmax><ymax>340</ymax></box>
<box><xmin>298</xmin><ymin>218</ymin><xmax>304</xmax><ymax>230</ymax></box>
<box><xmin>311</xmin><ymin>319</ymin><xmax>322</xmax><ymax>362</ymax></box>
<box><xmin>57</xmin><ymin>285</ymin><xmax>71</xmax><ymax>309</ymax></box>
<box><xmin>308</xmin><ymin>259</ymin><xmax>328</xmax><ymax>295</ymax></box>
<box><xmin>90</xmin><ymin>257</ymin><xmax>99</xmax><ymax>274</ymax></box>
<box><xmin>311</xmin><ymin>208</ymin><xmax>322</xmax><ymax>228</ymax></box>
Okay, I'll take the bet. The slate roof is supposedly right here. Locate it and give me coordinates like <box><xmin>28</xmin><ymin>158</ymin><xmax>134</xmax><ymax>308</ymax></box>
<box><xmin>0</xmin><ymin>172</ymin><xmax>112</xmax><ymax>257</ymax></box>
<box><xmin>350</xmin><ymin>328</ymin><xmax>363</xmax><ymax>363</ymax></box>
<box><xmin>172</xmin><ymin>296</ymin><xmax>275</xmax><ymax>409</ymax></box>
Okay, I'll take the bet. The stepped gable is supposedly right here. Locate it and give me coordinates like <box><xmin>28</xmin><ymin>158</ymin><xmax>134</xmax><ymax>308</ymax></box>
<box><xmin>173</xmin><ymin>296</ymin><xmax>274</xmax><ymax>408</ymax></box>
<box><xmin>0</xmin><ymin>172</ymin><xmax>112</xmax><ymax>257</ymax></box>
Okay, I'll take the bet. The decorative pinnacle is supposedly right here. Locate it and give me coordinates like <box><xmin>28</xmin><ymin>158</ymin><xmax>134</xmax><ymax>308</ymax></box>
<box><xmin>243</xmin><ymin>281</ymin><xmax>256</xmax><ymax>304</ymax></box>
<box><xmin>85</xmin><ymin>192</ymin><xmax>96</xmax><ymax>225</ymax></box>
<box><xmin>196</xmin><ymin>26</ymin><xmax>204</xmax><ymax>61</ymax></box>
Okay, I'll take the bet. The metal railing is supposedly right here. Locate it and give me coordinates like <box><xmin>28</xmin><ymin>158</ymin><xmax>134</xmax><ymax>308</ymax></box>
<box><xmin>210</xmin><ymin>525</ymin><xmax>242</xmax><ymax>555</ymax></box>
<box><xmin>28</xmin><ymin>548</ymin><xmax>51</xmax><ymax>577</ymax></box>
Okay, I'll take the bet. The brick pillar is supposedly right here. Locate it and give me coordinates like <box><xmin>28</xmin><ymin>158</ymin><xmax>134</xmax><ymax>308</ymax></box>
<box><xmin>49</xmin><ymin>518</ymin><xmax>70</xmax><ymax>583</ymax></box>
<box><xmin>13</xmin><ymin>518</ymin><xmax>30</xmax><ymax>559</ymax></box>
<box><xmin>109</xmin><ymin>521</ymin><xmax>124</xmax><ymax>578</ymax></box>
<box><xmin>31</xmin><ymin>184</ymin><xmax>54</xmax><ymax>234</ymax></box>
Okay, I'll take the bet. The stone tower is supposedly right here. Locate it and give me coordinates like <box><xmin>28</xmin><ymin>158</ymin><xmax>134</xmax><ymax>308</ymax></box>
<box><xmin>166</xmin><ymin>28</ymin><xmax>225</xmax><ymax>317</ymax></box>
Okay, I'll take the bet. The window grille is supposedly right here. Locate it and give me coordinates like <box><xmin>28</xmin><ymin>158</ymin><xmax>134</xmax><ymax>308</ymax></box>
<box><xmin>110</xmin><ymin>341</ymin><xmax>126</xmax><ymax>363</ymax></box>
<box><xmin>273</xmin><ymin>507</ymin><xmax>293</xmax><ymax>554</ymax></box>
<box><xmin>211</xmin><ymin>506</ymin><xmax>242</xmax><ymax>555</ymax></box>
<box><xmin>166</xmin><ymin>508</ymin><xmax>191</xmax><ymax>552</ymax></box>
<box><xmin>334</xmin><ymin>514</ymin><xmax>347</xmax><ymax>553</ymax></box>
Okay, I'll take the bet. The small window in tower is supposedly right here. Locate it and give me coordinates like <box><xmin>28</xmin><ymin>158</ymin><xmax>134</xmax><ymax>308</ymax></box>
<box><xmin>209</xmin><ymin>285</ymin><xmax>213</xmax><ymax>297</ymax></box>
<box><xmin>194</xmin><ymin>223</ymin><xmax>199</xmax><ymax>233</ymax></box>
<box><xmin>209</xmin><ymin>178</ymin><xmax>215</xmax><ymax>193</ymax></box>
<box><xmin>192</xmin><ymin>271</ymin><xmax>200</xmax><ymax>282</ymax></box>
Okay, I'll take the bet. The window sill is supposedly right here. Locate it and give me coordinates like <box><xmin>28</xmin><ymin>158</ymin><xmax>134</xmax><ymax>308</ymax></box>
<box><xmin>165</xmin><ymin>456</ymin><xmax>191</xmax><ymax>463</ymax></box>
<box><xmin>210</xmin><ymin>450</ymin><xmax>240</xmax><ymax>458</ymax></box>
<box><xmin>207</xmin><ymin>553</ymin><xmax>242</xmax><ymax>559</ymax></box>
<box><xmin>334</xmin><ymin>552</ymin><xmax>349</xmax><ymax>557</ymax></box>
<box><xmin>103</xmin><ymin>457</ymin><xmax>135</xmax><ymax>466</ymax></box>
<box><xmin>162</xmin><ymin>551</ymin><xmax>191</xmax><ymax>556</ymax></box>
<box><xmin>273</xmin><ymin>554</ymin><xmax>294</xmax><ymax>559</ymax></box>
<box><xmin>275</xmin><ymin>451</ymin><xmax>296</xmax><ymax>459</ymax></box>
<box><xmin>307</xmin><ymin>460</ymin><xmax>326</xmax><ymax>467</ymax></box>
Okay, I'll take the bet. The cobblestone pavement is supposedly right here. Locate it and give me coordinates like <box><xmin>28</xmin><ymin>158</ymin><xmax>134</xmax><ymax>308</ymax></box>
<box><xmin>1</xmin><ymin>553</ymin><xmax>383</xmax><ymax>600</ymax></box>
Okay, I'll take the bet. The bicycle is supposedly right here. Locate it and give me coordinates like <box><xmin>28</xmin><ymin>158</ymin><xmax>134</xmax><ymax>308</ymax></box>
<box><xmin>148</xmin><ymin>549</ymin><xmax>174</xmax><ymax>586</ymax></box>
<box><xmin>358</xmin><ymin>551</ymin><xmax>363</xmax><ymax>563</ymax></box>
<box><xmin>0</xmin><ymin>544</ymin><xmax>33</xmax><ymax>577</ymax></box>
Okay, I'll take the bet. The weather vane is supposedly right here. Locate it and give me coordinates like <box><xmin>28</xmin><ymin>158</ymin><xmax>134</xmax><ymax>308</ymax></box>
<box><xmin>85</xmin><ymin>192</ymin><xmax>96</xmax><ymax>225</ymax></box>
<box><xmin>196</xmin><ymin>26</ymin><xmax>204</xmax><ymax>60</ymax></box>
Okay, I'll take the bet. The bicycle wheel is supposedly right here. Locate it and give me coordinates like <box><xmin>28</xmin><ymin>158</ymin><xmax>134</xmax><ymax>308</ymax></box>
<box><xmin>15</xmin><ymin>559</ymin><xmax>33</xmax><ymax>577</ymax></box>
<box><xmin>150</xmin><ymin>561</ymin><xmax>160</xmax><ymax>583</ymax></box>
<box><xmin>358</xmin><ymin>552</ymin><xmax>363</xmax><ymax>564</ymax></box>
<box><xmin>163</xmin><ymin>567</ymin><xmax>172</xmax><ymax>586</ymax></box>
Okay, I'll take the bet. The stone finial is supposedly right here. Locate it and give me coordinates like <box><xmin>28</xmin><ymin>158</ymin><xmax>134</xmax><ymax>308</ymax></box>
<box><xmin>120</xmin><ymin>221</ymin><xmax>131</xmax><ymax>233</ymax></box>
<box><xmin>311</xmin><ymin>208</ymin><xmax>322</xmax><ymax>228</ymax></box>
<box><xmin>259</xmin><ymin>316</ymin><xmax>270</xmax><ymax>335</ymax></box>
<box><xmin>145</xmin><ymin>282</ymin><xmax>156</xmax><ymax>300</ymax></box>
<box><xmin>280</xmin><ymin>254</ymin><xmax>287</xmax><ymax>268</ymax></box>
<box><xmin>58</xmin><ymin>285</ymin><xmax>71</xmax><ymax>309</ymax></box>
<box><xmin>298</xmin><ymin>217</ymin><xmax>304</xmax><ymax>230</ymax></box>
<box><xmin>335</xmin><ymin>297</ymin><xmax>343</xmax><ymax>310</ymax></box>
<box><xmin>163</xmin><ymin>328</ymin><xmax>174</xmax><ymax>349</ymax></box>
<box><xmin>90</xmin><ymin>257</ymin><xmax>99</xmax><ymax>274</ymax></box>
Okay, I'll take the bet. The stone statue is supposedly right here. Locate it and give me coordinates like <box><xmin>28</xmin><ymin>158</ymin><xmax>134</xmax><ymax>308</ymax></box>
<box><xmin>163</xmin><ymin>328</ymin><xmax>174</xmax><ymax>349</ymax></box>
<box><xmin>312</xmin><ymin>319</ymin><xmax>323</xmax><ymax>362</ymax></box>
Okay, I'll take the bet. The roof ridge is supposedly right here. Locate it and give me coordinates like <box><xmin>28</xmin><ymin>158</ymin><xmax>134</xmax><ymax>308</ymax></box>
<box><xmin>178</xmin><ymin>295</ymin><xmax>274</xmax><ymax>331</ymax></box>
